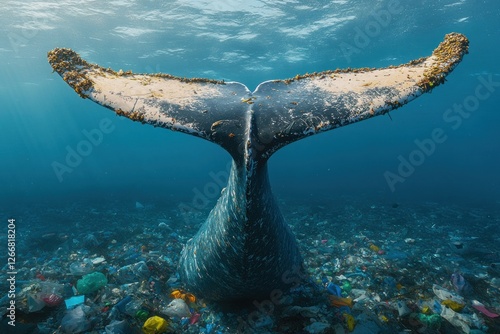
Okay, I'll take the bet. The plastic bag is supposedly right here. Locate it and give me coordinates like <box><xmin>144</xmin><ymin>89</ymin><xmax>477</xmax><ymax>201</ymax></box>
<box><xmin>142</xmin><ymin>316</ymin><xmax>168</xmax><ymax>334</ymax></box>
<box><xmin>77</xmin><ymin>272</ymin><xmax>108</xmax><ymax>294</ymax></box>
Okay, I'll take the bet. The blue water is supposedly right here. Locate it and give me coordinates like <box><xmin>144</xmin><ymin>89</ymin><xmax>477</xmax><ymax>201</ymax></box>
<box><xmin>1</xmin><ymin>2</ymin><xmax>500</xmax><ymax>333</ymax></box>
<box><xmin>1</xmin><ymin>0</ymin><xmax>499</xmax><ymax>209</ymax></box>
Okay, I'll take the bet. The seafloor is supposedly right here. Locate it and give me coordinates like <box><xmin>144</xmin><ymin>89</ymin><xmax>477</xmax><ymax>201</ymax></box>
<box><xmin>1</xmin><ymin>195</ymin><xmax>499</xmax><ymax>333</ymax></box>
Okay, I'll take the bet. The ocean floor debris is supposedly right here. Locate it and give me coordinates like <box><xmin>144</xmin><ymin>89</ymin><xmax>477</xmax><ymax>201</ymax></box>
<box><xmin>0</xmin><ymin>196</ymin><xmax>499</xmax><ymax>333</ymax></box>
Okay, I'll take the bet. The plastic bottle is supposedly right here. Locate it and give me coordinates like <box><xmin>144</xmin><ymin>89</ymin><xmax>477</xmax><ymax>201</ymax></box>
<box><xmin>114</xmin><ymin>295</ymin><xmax>132</xmax><ymax>313</ymax></box>
<box><xmin>105</xmin><ymin>320</ymin><xmax>130</xmax><ymax>334</ymax></box>
<box><xmin>124</xmin><ymin>299</ymin><xmax>143</xmax><ymax>317</ymax></box>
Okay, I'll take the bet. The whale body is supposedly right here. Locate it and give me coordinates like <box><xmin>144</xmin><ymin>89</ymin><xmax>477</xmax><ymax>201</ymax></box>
<box><xmin>48</xmin><ymin>33</ymin><xmax>468</xmax><ymax>301</ymax></box>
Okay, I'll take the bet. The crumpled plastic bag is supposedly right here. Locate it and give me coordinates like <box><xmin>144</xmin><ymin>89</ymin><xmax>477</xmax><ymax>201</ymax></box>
<box><xmin>142</xmin><ymin>316</ymin><xmax>168</xmax><ymax>334</ymax></box>
<box><xmin>60</xmin><ymin>305</ymin><xmax>91</xmax><ymax>333</ymax></box>
<box><xmin>161</xmin><ymin>298</ymin><xmax>191</xmax><ymax>318</ymax></box>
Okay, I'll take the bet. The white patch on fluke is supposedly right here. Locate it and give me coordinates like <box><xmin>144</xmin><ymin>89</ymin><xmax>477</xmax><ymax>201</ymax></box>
<box><xmin>86</xmin><ymin>70</ymin><xmax>222</xmax><ymax>109</ymax></box>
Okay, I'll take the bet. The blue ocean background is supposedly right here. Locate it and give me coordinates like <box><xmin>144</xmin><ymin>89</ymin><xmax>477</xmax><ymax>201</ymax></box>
<box><xmin>1</xmin><ymin>0</ymin><xmax>499</xmax><ymax>210</ymax></box>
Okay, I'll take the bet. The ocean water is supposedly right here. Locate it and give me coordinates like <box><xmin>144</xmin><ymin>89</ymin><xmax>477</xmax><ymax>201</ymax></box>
<box><xmin>1</xmin><ymin>0</ymin><xmax>499</xmax><ymax>208</ymax></box>
<box><xmin>1</xmin><ymin>0</ymin><xmax>500</xmax><ymax>333</ymax></box>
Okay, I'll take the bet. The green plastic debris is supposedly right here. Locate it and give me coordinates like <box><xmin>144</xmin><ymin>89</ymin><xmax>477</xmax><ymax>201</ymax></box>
<box><xmin>76</xmin><ymin>272</ymin><xmax>108</xmax><ymax>294</ymax></box>
<box><xmin>136</xmin><ymin>309</ymin><xmax>150</xmax><ymax>322</ymax></box>
<box><xmin>342</xmin><ymin>281</ymin><xmax>352</xmax><ymax>294</ymax></box>
<box><xmin>416</xmin><ymin>313</ymin><xmax>441</xmax><ymax>330</ymax></box>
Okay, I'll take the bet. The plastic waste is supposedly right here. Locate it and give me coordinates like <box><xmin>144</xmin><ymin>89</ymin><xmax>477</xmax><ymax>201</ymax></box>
<box><xmin>170</xmin><ymin>289</ymin><xmax>196</xmax><ymax>303</ymax></box>
<box><xmin>326</xmin><ymin>282</ymin><xmax>342</xmax><ymax>296</ymax></box>
<box><xmin>329</xmin><ymin>295</ymin><xmax>353</xmax><ymax>308</ymax></box>
<box><xmin>136</xmin><ymin>309</ymin><xmax>150</xmax><ymax>322</ymax></box>
<box><xmin>70</xmin><ymin>259</ymin><xmax>94</xmax><ymax>276</ymax></box>
<box><xmin>342</xmin><ymin>281</ymin><xmax>352</xmax><ymax>294</ymax></box>
<box><xmin>161</xmin><ymin>298</ymin><xmax>191</xmax><ymax>318</ymax></box>
<box><xmin>432</xmin><ymin>284</ymin><xmax>465</xmax><ymax>304</ymax></box>
<box><xmin>350</xmin><ymin>288</ymin><xmax>367</xmax><ymax>299</ymax></box>
<box><xmin>60</xmin><ymin>305</ymin><xmax>92</xmax><ymax>333</ymax></box>
<box><xmin>395</xmin><ymin>300</ymin><xmax>411</xmax><ymax>317</ymax></box>
<box><xmin>441</xmin><ymin>306</ymin><xmax>472</xmax><ymax>333</ymax></box>
<box><xmin>42</xmin><ymin>292</ymin><xmax>63</xmax><ymax>307</ymax></box>
<box><xmin>343</xmin><ymin>313</ymin><xmax>356</xmax><ymax>331</ymax></box>
<box><xmin>409</xmin><ymin>313</ymin><xmax>441</xmax><ymax>331</ymax></box>
<box><xmin>115</xmin><ymin>261</ymin><xmax>150</xmax><ymax>284</ymax></box>
<box><xmin>417</xmin><ymin>298</ymin><xmax>442</xmax><ymax>315</ymax></box>
<box><xmin>451</xmin><ymin>272</ymin><xmax>473</xmax><ymax>295</ymax></box>
<box><xmin>77</xmin><ymin>271</ymin><xmax>108</xmax><ymax>294</ymax></box>
<box><xmin>369</xmin><ymin>243</ymin><xmax>380</xmax><ymax>253</ymax></box>
<box><xmin>120</xmin><ymin>282</ymin><xmax>141</xmax><ymax>295</ymax></box>
<box><xmin>142</xmin><ymin>316</ymin><xmax>168</xmax><ymax>334</ymax></box>
<box><xmin>40</xmin><ymin>282</ymin><xmax>64</xmax><ymax>307</ymax></box>
<box><xmin>65</xmin><ymin>295</ymin><xmax>85</xmax><ymax>309</ymax></box>
<box><xmin>124</xmin><ymin>299</ymin><xmax>144</xmax><ymax>317</ymax></box>
<box><xmin>382</xmin><ymin>276</ymin><xmax>397</xmax><ymax>298</ymax></box>
<box><xmin>189</xmin><ymin>312</ymin><xmax>201</xmax><ymax>325</ymax></box>
<box><xmin>471</xmin><ymin>300</ymin><xmax>499</xmax><ymax>318</ymax></box>
<box><xmin>27</xmin><ymin>293</ymin><xmax>46</xmax><ymax>312</ymax></box>
<box><xmin>91</xmin><ymin>257</ymin><xmax>106</xmax><ymax>265</ymax></box>
<box><xmin>442</xmin><ymin>299</ymin><xmax>465</xmax><ymax>312</ymax></box>
<box><xmin>105</xmin><ymin>320</ymin><xmax>132</xmax><ymax>334</ymax></box>
<box><xmin>148</xmin><ymin>278</ymin><xmax>163</xmax><ymax>295</ymax></box>
<box><xmin>304</xmin><ymin>321</ymin><xmax>330</xmax><ymax>333</ymax></box>
<box><xmin>432</xmin><ymin>298</ymin><xmax>442</xmax><ymax>314</ymax></box>
<box><xmin>114</xmin><ymin>295</ymin><xmax>132</xmax><ymax>313</ymax></box>
<box><xmin>326</xmin><ymin>282</ymin><xmax>354</xmax><ymax>308</ymax></box>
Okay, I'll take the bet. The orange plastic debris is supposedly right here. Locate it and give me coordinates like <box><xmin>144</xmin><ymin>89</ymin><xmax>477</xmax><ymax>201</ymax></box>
<box><xmin>329</xmin><ymin>295</ymin><xmax>353</xmax><ymax>308</ymax></box>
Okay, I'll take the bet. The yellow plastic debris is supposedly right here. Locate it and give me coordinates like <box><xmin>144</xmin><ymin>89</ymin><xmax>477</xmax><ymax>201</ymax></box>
<box><xmin>343</xmin><ymin>313</ymin><xmax>356</xmax><ymax>331</ymax></box>
<box><xmin>379</xmin><ymin>314</ymin><xmax>389</xmax><ymax>322</ymax></box>
<box><xmin>142</xmin><ymin>316</ymin><xmax>168</xmax><ymax>334</ymax></box>
<box><xmin>442</xmin><ymin>299</ymin><xmax>465</xmax><ymax>312</ymax></box>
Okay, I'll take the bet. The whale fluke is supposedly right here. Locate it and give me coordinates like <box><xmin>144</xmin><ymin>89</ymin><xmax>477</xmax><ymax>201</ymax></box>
<box><xmin>48</xmin><ymin>33</ymin><xmax>468</xmax><ymax>301</ymax></box>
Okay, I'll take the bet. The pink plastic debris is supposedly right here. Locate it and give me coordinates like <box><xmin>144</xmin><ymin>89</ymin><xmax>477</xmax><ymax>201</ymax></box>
<box><xmin>472</xmin><ymin>300</ymin><xmax>499</xmax><ymax>318</ymax></box>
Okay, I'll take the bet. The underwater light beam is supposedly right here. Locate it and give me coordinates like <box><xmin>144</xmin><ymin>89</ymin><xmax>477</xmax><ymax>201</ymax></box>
<box><xmin>48</xmin><ymin>33</ymin><xmax>468</xmax><ymax>301</ymax></box>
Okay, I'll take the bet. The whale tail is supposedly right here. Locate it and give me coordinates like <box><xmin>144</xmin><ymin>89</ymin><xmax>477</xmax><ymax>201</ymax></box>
<box><xmin>48</xmin><ymin>33</ymin><xmax>468</xmax><ymax>301</ymax></box>
<box><xmin>48</xmin><ymin>33</ymin><xmax>468</xmax><ymax>163</ymax></box>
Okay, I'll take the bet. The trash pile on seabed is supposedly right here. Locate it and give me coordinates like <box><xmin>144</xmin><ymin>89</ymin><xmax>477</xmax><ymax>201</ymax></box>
<box><xmin>0</xmin><ymin>196</ymin><xmax>499</xmax><ymax>333</ymax></box>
